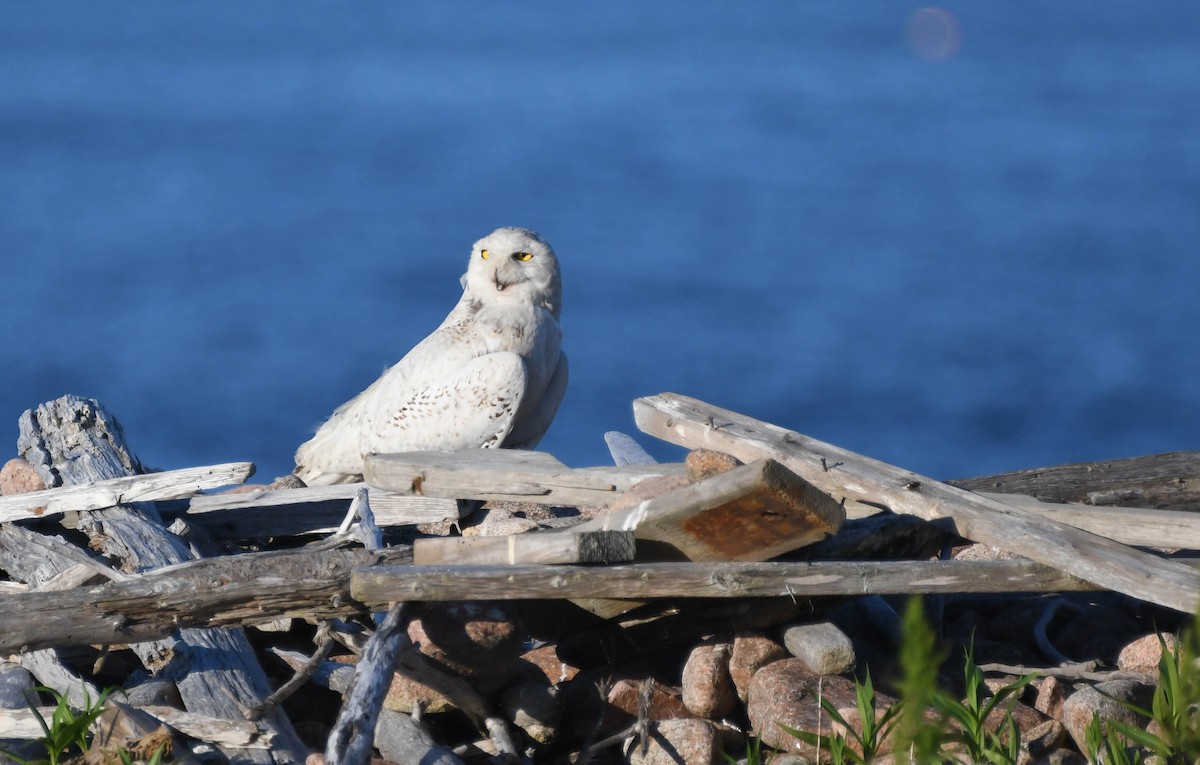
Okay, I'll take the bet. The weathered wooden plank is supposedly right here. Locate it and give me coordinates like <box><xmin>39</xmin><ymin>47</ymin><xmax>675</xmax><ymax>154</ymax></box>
<box><xmin>413</xmin><ymin>530</ymin><xmax>635</xmax><ymax>565</ymax></box>
<box><xmin>351</xmin><ymin>560</ymin><xmax>1098</xmax><ymax>602</ymax></box>
<box><xmin>573</xmin><ymin>458</ymin><xmax>844</xmax><ymax>562</ymax></box>
<box><xmin>175</xmin><ymin>484</ymin><xmax>461</xmax><ymax>537</ymax></box>
<box><xmin>632</xmin><ymin>393</ymin><xmax>1200</xmax><ymax>612</ymax></box>
<box><xmin>364</xmin><ymin>449</ymin><xmax>684</xmax><ymax>506</ymax></box>
<box><xmin>0</xmin><ymin>462</ymin><xmax>255</xmax><ymax>523</ymax></box>
<box><xmin>979</xmin><ymin>492</ymin><xmax>1200</xmax><ymax>549</ymax></box>
<box><xmin>952</xmin><ymin>451</ymin><xmax>1200</xmax><ymax>510</ymax></box>
<box><xmin>0</xmin><ymin>544</ymin><xmax>413</xmax><ymax>653</ymax></box>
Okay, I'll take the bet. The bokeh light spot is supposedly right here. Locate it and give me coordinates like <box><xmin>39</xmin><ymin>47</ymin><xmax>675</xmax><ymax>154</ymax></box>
<box><xmin>906</xmin><ymin>6</ymin><xmax>962</xmax><ymax>60</ymax></box>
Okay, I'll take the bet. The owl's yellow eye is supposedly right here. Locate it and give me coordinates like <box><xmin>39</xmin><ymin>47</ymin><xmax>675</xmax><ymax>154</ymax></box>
<box><xmin>480</xmin><ymin>249</ymin><xmax>490</xmax><ymax>260</ymax></box>
<box><xmin>512</xmin><ymin>251</ymin><xmax>533</xmax><ymax>262</ymax></box>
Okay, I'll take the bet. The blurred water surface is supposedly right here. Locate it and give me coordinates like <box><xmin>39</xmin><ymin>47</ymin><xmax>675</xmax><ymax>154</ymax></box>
<box><xmin>2</xmin><ymin>3</ymin><xmax>1198</xmax><ymax>481</ymax></box>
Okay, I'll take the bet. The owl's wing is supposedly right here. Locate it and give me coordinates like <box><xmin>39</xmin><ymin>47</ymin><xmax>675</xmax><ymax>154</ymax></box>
<box><xmin>293</xmin><ymin>378</ymin><xmax>386</xmax><ymax>485</ymax></box>
<box><xmin>362</xmin><ymin>351</ymin><xmax>529</xmax><ymax>456</ymax></box>
<box><xmin>504</xmin><ymin>351</ymin><xmax>568</xmax><ymax>449</ymax></box>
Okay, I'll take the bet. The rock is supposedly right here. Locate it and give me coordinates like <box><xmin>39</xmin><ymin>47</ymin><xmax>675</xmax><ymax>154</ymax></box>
<box><xmin>782</xmin><ymin>621</ymin><xmax>856</xmax><ymax>675</ymax></box>
<box><xmin>517</xmin><ymin>643</ymin><xmax>581</xmax><ymax>686</ymax></box>
<box><xmin>407</xmin><ymin>601</ymin><xmax>523</xmax><ymax>693</ymax></box>
<box><xmin>1052</xmin><ymin>595</ymin><xmax>1142</xmax><ymax>664</ymax></box>
<box><xmin>0</xmin><ymin>458</ymin><xmax>46</xmax><ymax>495</ymax></box>
<box><xmin>1033</xmin><ymin>676</ymin><xmax>1067</xmax><ymax>720</ymax></box>
<box><xmin>681</xmin><ymin>642</ymin><xmax>737</xmax><ymax>719</ymax></box>
<box><xmin>374</xmin><ymin>709</ymin><xmax>461</xmax><ymax>765</ymax></box>
<box><xmin>684</xmin><ymin>449</ymin><xmax>743</xmax><ymax>482</ymax></box>
<box><xmin>1117</xmin><ymin>632</ymin><xmax>1177</xmax><ymax>674</ymax></box>
<box><xmin>605</xmin><ymin>678</ymin><xmax>693</xmax><ymax>736</ymax></box>
<box><xmin>746</xmin><ymin>659</ymin><xmax>893</xmax><ymax>756</ymax></box>
<box><xmin>624</xmin><ymin>718</ymin><xmax>720</xmax><ymax>765</ymax></box>
<box><xmin>501</xmin><ymin>682</ymin><xmax>562</xmax><ymax>745</ymax></box>
<box><xmin>729</xmin><ymin>634</ymin><xmax>788</xmax><ymax>702</ymax></box>
<box><xmin>330</xmin><ymin>655</ymin><xmax>455</xmax><ymax>714</ymax></box>
<box><xmin>0</xmin><ymin>662</ymin><xmax>37</xmax><ymax>709</ymax></box>
<box><xmin>1022</xmin><ymin>718</ymin><xmax>1068</xmax><ymax>764</ymax></box>
<box><xmin>1059</xmin><ymin>680</ymin><xmax>1153</xmax><ymax>753</ymax></box>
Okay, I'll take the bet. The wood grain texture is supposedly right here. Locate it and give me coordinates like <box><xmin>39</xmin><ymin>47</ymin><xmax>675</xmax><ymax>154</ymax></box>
<box><xmin>573</xmin><ymin>458</ymin><xmax>845</xmax><ymax>561</ymax></box>
<box><xmin>413</xmin><ymin>530</ymin><xmax>635</xmax><ymax>565</ymax></box>
<box><xmin>632</xmin><ymin>392</ymin><xmax>1200</xmax><ymax>612</ymax></box>
<box><xmin>0</xmin><ymin>545</ymin><xmax>412</xmax><ymax>652</ymax></box>
<box><xmin>952</xmin><ymin>451</ymin><xmax>1200</xmax><ymax>510</ymax></box>
<box><xmin>351</xmin><ymin>560</ymin><xmax>1098</xmax><ymax>602</ymax></box>
<box><xmin>365</xmin><ymin>448</ymin><xmax>683</xmax><ymax>506</ymax></box>
<box><xmin>15</xmin><ymin>395</ymin><xmax>309</xmax><ymax>763</ymax></box>
<box><xmin>0</xmin><ymin>462</ymin><xmax>254</xmax><ymax>523</ymax></box>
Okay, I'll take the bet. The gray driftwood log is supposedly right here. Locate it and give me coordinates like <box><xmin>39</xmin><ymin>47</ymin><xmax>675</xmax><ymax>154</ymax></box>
<box><xmin>12</xmin><ymin>395</ymin><xmax>309</xmax><ymax>764</ymax></box>
<box><xmin>0</xmin><ymin>543</ymin><xmax>411</xmax><ymax>652</ymax></box>
<box><xmin>351</xmin><ymin>559</ymin><xmax>1098</xmax><ymax>602</ymax></box>
<box><xmin>952</xmin><ymin>451</ymin><xmax>1200</xmax><ymax>509</ymax></box>
<box><xmin>632</xmin><ymin>392</ymin><xmax>1200</xmax><ymax>612</ymax></box>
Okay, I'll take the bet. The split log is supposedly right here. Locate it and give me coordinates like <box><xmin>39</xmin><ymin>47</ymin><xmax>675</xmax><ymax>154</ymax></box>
<box><xmin>0</xmin><ymin>544</ymin><xmax>412</xmax><ymax>653</ymax></box>
<box><xmin>952</xmin><ymin>451</ymin><xmax>1200</xmax><ymax>510</ymax></box>
<box><xmin>351</xmin><ymin>559</ymin><xmax>1100</xmax><ymax>602</ymax></box>
<box><xmin>632</xmin><ymin>393</ymin><xmax>1200</xmax><ymax>612</ymax></box>
<box><xmin>365</xmin><ymin>448</ymin><xmax>683</xmax><ymax>506</ymax></box>
<box><xmin>0</xmin><ymin>462</ymin><xmax>254</xmax><ymax>523</ymax></box>
<box><xmin>14</xmin><ymin>395</ymin><xmax>309</xmax><ymax>763</ymax></box>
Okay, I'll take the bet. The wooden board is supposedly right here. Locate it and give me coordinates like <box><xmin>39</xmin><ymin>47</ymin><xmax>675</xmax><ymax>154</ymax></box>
<box><xmin>364</xmin><ymin>449</ymin><xmax>684</xmax><ymax>506</ymax></box>
<box><xmin>413</xmin><ymin>530</ymin><xmax>636</xmax><ymax>565</ymax></box>
<box><xmin>0</xmin><ymin>462</ymin><xmax>255</xmax><ymax>523</ymax></box>
<box><xmin>632</xmin><ymin>392</ymin><xmax>1200</xmax><ymax>612</ymax></box>
<box><xmin>573</xmin><ymin>458</ymin><xmax>845</xmax><ymax>562</ymax></box>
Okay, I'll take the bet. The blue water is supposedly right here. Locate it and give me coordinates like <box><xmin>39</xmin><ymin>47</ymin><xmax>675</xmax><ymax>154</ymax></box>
<box><xmin>2</xmin><ymin>3</ymin><xmax>1198</xmax><ymax>483</ymax></box>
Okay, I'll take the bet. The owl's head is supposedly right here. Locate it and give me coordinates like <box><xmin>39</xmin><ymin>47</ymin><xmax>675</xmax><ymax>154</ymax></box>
<box><xmin>463</xmin><ymin>227</ymin><xmax>562</xmax><ymax>318</ymax></box>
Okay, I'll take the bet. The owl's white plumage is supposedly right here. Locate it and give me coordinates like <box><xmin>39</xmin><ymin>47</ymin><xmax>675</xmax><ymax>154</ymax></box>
<box><xmin>294</xmin><ymin>226</ymin><xmax>568</xmax><ymax>486</ymax></box>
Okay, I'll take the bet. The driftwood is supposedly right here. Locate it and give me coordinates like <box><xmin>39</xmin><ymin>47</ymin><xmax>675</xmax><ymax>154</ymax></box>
<box><xmin>632</xmin><ymin>393</ymin><xmax>1200</xmax><ymax>612</ymax></box>
<box><xmin>952</xmin><ymin>450</ymin><xmax>1200</xmax><ymax>509</ymax></box>
<box><xmin>573</xmin><ymin>458</ymin><xmax>845</xmax><ymax>561</ymax></box>
<box><xmin>414</xmin><ymin>530</ymin><xmax>636</xmax><ymax>565</ymax></box>
<box><xmin>0</xmin><ymin>462</ymin><xmax>254</xmax><ymax>523</ymax></box>
<box><xmin>11</xmin><ymin>395</ymin><xmax>309</xmax><ymax>763</ymax></box>
<box><xmin>351</xmin><ymin>559</ymin><xmax>1101</xmax><ymax>602</ymax></box>
<box><xmin>175</xmin><ymin>483</ymin><xmax>460</xmax><ymax>538</ymax></box>
<box><xmin>0</xmin><ymin>543</ymin><xmax>412</xmax><ymax>652</ymax></box>
<box><xmin>0</xmin><ymin>704</ymin><xmax>272</xmax><ymax>747</ymax></box>
<box><xmin>366</xmin><ymin>448</ymin><xmax>682</xmax><ymax>506</ymax></box>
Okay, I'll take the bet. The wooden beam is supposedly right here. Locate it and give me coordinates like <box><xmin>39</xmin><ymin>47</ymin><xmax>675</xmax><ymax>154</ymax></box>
<box><xmin>364</xmin><ymin>449</ymin><xmax>683</xmax><ymax>506</ymax></box>
<box><xmin>632</xmin><ymin>393</ymin><xmax>1200</xmax><ymax>612</ymax></box>
<box><xmin>413</xmin><ymin>530</ymin><xmax>635</xmax><ymax>565</ymax></box>
<box><xmin>0</xmin><ymin>462</ymin><xmax>255</xmax><ymax>523</ymax></box>
<box><xmin>351</xmin><ymin>560</ymin><xmax>1099</xmax><ymax>602</ymax></box>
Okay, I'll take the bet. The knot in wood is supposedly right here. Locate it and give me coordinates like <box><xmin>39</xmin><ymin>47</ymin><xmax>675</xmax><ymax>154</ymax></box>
<box><xmin>709</xmin><ymin>569</ymin><xmax>743</xmax><ymax>593</ymax></box>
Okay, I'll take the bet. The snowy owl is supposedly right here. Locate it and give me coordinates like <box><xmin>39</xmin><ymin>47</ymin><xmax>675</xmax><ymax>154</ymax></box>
<box><xmin>293</xmin><ymin>226</ymin><xmax>568</xmax><ymax>486</ymax></box>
